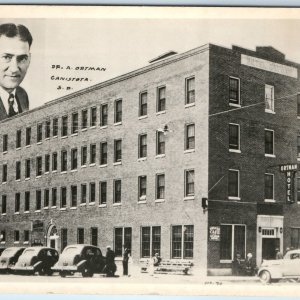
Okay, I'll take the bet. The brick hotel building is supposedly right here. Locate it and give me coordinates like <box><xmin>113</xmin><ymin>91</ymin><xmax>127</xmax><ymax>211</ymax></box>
<box><xmin>0</xmin><ymin>44</ymin><xmax>300</xmax><ymax>275</ymax></box>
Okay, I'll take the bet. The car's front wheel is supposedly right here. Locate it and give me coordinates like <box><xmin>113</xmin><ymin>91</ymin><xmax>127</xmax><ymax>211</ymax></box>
<box><xmin>82</xmin><ymin>268</ymin><xmax>93</xmax><ymax>277</ymax></box>
<box><xmin>259</xmin><ymin>270</ymin><xmax>271</xmax><ymax>284</ymax></box>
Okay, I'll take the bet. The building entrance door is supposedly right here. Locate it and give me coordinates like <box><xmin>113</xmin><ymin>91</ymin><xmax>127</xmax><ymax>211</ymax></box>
<box><xmin>46</xmin><ymin>225</ymin><xmax>59</xmax><ymax>250</ymax></box>
<box><xmin>262</xmin><ymin>238</ymin><xmax>280</xmax><ymax>260</ymax></box>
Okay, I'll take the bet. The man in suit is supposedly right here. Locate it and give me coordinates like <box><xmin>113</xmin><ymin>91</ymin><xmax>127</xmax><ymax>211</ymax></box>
<box><xmin>0</xmin><ymin>23</ymin><xmax>32</xmax><ymax>120</ymax></box>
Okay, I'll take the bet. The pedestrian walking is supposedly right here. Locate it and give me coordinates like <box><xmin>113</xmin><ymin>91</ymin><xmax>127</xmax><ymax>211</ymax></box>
<box><xmin>122</xmin><ymin>248</ymin><xmax>130</xmax><ymax>276</ymax></box>
<box><xmin>105</xmin><ymin>246</ymin><xmax>116</xmax><ymax>277</ymax></box>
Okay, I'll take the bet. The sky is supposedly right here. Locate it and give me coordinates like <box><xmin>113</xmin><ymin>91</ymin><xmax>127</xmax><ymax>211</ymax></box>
<box><xmin>2</xmin><ymin>17</ymin><xmax>300</xmax><ymax>109</ymax></box>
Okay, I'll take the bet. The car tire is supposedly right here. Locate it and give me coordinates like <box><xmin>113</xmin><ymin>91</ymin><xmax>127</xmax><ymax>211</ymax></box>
<box><xmin>259</xmin><ymin>270</ymin><xmax>271</xmax><ymax>284</ymax></box>
<box><xmin>59</xmin><ymin>271</ymin><xmax>67</xmax><ymax>278</ymax></box>
<box><xmin>82</xmin><ymin>268</ymin><xmax>93</xmax><ymax>277</ymax></box>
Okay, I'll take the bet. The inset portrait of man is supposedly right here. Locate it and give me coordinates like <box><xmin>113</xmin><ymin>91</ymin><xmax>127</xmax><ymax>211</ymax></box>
<box><xmin>0</xmin><ymin>23</ymin><xmax>32</xmax><ymax>120</ymax></box>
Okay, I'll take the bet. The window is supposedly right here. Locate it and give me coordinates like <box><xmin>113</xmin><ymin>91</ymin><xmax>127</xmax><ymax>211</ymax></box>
<box><xmin>298</xmin><ymin>136</ymin><xmax>300</xmax><ymax>158</ymax></box>
<box><xmin>139</xmin><ymin>92</ymin><xmax>147</xmax><ymax>117</ymax></box>
<box><xmin>61</xmin><ymin>228</ymin><xmax>68</xmax><ymax>251</ymax></box>
<box><xmin>185</xmin><ymin>170</ymin><xmax>195</xmax><ymax>198</ymax></box>
<box><xmin>16</xmin><ymin>129</ymin><xmax>21</xmax><ymax>148</ymax></box>
<box><xmin>114</xmin><ymin>139</ymin><xmax>122</xmax><ymax>163</ymax></box>
<box><xmin>157</xmin><ymin>86</ymin><xmax>166</xmax><ymax>112</ymax></box>
<box><xmin>25</xmin><ymin>127</ymin><xmax>31</xmax><ymax>146</ymax></box>
<box><xmin>15</xmin><ymin>193</ymin><xmax>20</xmax><ymax>213</ymax></box>
<box><xmin>37</xmin><ymin>123</ymin><xmax>43</xmax><ymax>142</ymax></box>
<box><xmin>100</xmin><ymin>142</ymin><xmax>107</xmax><ymax>165</ymax></box>
<box><xmin>24</xmin><ymin>230</ymin><xmax>29</xmax><ymax>243</ymax></box>
<box><xmin>229</xmin><ymin>77</ymin><xmax>240</xmax><ymax>106</ymax></box>
<box><xmin>156</xmin><ymin>174</ymin><xmax>165</xmax><ymax>200</ymax></box>
<box><xmin>138</xmin><ymin>176</ymin><xmax>147</xmax><ymax>201</ymax></box>
<box><xmin>291</xmin><ymin>228</ymin><xmax>300</xmax><ymax>249</ymax></box>
<box><xmin>16</xmin><ymin>161</ymin><xmax>21</xmax><ymax>180</ymax></box>
<box><xmin>77</xmin><ymin>228</ymin><xmax>84</xmax><ymax>244</ymax></box>
<box><xmin>114</xmin><ymin>227</ymin><xmax>132</xmax><ymax>257</ymax></box>
<box><xmin>220</xmin><ymin>224</ymin><xmax>246</xmax><ymax>260</ymax></box>
<box><xmin>141</xmin><ymin>226</ymin><xmax>161</xmax><ymax>258</ymax></box>
<box><xmin>265</xmin><ymin>173</ymin><xmax>274</xmax><ymax>201</ymax></box>
<box><xmin>81</xmin><ymin>146</ymin><xmax>87</xmax><ymax>166</ymax></box>
<box><xmin>3</xmin><ymin>134</ymin><xmax>8</xmax><ymax>152</ymax></box>
<box><xmin>91</xmin><ymin>228</ymin><xmax>98</xmax><ymax>246</ymax></box>
<box><xmin>265</xmin><ymin>129</ymin><xmax>274</xmax><ymax>156</ymax></box>
<box><xmin>0</xmin><ymin>230</ymin><xmax>5</xmax><ymax>243</ymax></box>
<box><xmin>45</xmin><ymin>154</ymin><xmax>50</xmax><ymax>173</ymax></box>
<box><xmin>90</xmin><ymin>107</ymin><xmax>97</xmax><ymax>127</ymax></box>
<box><xmin>24</xmin><ymin>191</ymin><xmax>30</xmax><ymax>212</ymax></box>
<box><xmin>71</xmin><ymin>185</ymin><xmax>77</xmax><ymax>207</ymax></box>
<box><xmin>90</xmin><ymin>144</ymin><xmax>96</xmax><ymax>164</ymax></box>
<box><xmin>81</xmin><ymin>109</ymin><xmax>88</xmax><ymax>129</ymax></box>
<box><xmin>156</xmin><ymin>131</ymin><xmax>165</xmax><ymax>155</ymax></box>
<box><xmin>72</xmin><ymin>112</ymin><xmax>78</xmax><ymax>134</ymax></box>
<box><xmin>36</xmin><ymin>156</ymin><xmax>42</xmax><ymax>176</ymax></box>
<box><xmin>52</xmin><ymin>188</ymin><xmax>57</xmax><ymax>207</ymax></box>
<box><xmin>1</xmin><ymin>195</ymin><xmax>6</xmax><ymax>214</ymax></box>
<box><xmin>228</xmin><ymin>169</ymin><xmax>239</xmax><ymax>199</ymax></box>
<box><xmin>36</xmin><ymin>190</ymin><xmax>42</xmax><ymax>210</ymax></box>
<box><xmin>60</xmin><ymin>187</ymin><xmax>67</xmax><ymax>208</ymax></box>
<box><xmin>53</xmin><ymin>118</ymin><xmax>58</xmax><ymax>137</ymax></box>
<box><xmin>71</xmin><ymin>148</ymin><xmax>78</xmax><ymax>170</ymax></box>
<box><xmin>90</xmin><ymin>182</ymin><xmax>96</xmax><ymax>203</ymax></box>
<box><xmin>45</xmin><ymin>120</ymin><xmax>51</xmax><ymax>139</ymax></box>
<box><xmin>61</xmin><ymin>115</ymin><xmax>68</xmax><ymax>137</ymax></box>
<box><xmin>265</xmin><ymin>84</ymin><xmax>274</xmax><ymax>112</ymax></box>
<box><xmin>14</xmin><ymin>231</ymin><xmax>20</xmax><ymax>243</ymax></box>
<box><xmin>81</xmin><ymin>184</ymin><xmax>87</xmax><ymax>204</ymax></box>
<box><xmin>171</xmin><ymin>225</ymin><xmax>194</xmax><ymax>259</ymax></box>
<box><xmin>25</xmin><ymin>159</ymin><xmax>30</xmax><ymax>178</ymax></box>
<box><xmin>185</xmin><ymin>77</ymin><xmax>195</xmax><ymax>105</ymax></box>
<box><xmin>114</xmin><ymin>99</ymin><xmax>122</xmax><ymax>123</ymax></box>
<box><xmin>229</xmin><ymin>123</ymin><xmax>240</xmax><ymax>151</ymax></box>
<box><xmin>114</xmin><ymin>180</ymin><xmax>122</xmax><ymax>203</ymax></box>
<box><xmin>2</xmin><ymin>164</ymin><xmax>7</xmax><ymax>183</ymax></box>
<box><xmin>100</xmin><ymin>104</ymin><xmax>108</xmax><ymax>127</ymax></box>
<box><xmin>52</xmin><ymin>152</ymin><xmax>58</xmax><ymax>171</ymax></box>
<box><xmin>185</xmin><ymin>123</ymin><xmax>195</xmax><ymax>150</ymax></box>
<box><xmin>61</xmin><ymin>150</ymin><xmax>67</xmax><ymax>172</ymax></box>
<box><xmin>138</xmin><ymin>134</ymin><xmax>147</xmax><ymax>158</ymax></box>
<box><xmin>44</xmin><ymin>189</ymin><xmax>49</xmax><ymax>208</ymax></box>
<box><xmin>298</xmin><ymin>95</ymin><xmax>300</xmax><ymax>117</ymax></box>
<box><xmin>99</xmin><ymin>181</ymin><xmax>107</xmax><ymax>205</ymax></box>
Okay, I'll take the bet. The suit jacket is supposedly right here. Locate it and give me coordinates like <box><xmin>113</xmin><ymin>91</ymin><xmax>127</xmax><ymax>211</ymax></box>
<box><xmin>0</xmin><ymin>86</ymin><xmax>29</xmax><ymax>121</ymax></box>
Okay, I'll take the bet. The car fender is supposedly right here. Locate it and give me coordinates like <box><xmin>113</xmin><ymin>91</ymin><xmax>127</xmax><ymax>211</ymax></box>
<box><xmin>33</xmin><ymin>261</ymin><xmax>43</xmax><ymax>270</ymax></box>
<box><xmin>76</xmin><ymin>260</ymin><xmax>87</xmax><ymax>270</ymax></box>
<box><xmin>258</xmin><ymin>267</ymin><xmax>282</xmax><ymax>279</ymax></box>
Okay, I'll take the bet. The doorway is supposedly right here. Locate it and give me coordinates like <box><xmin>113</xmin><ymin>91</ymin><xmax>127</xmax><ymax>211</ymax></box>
<box><xmin>262</xmin><ymin>238</ymin><xmax>280</xmax><ymax>260</ymax></box>
<box><xmin>47</xmin><ymin>225</ymin><xmax>59</xmax><ymax>250</ymax></box>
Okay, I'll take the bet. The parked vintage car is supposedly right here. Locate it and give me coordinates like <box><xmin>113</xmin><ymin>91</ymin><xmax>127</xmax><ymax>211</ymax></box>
<box><xmin>52</xmin><ymin>244</ymin><xmax>107</xmax><ymax>277</ymax></box>
<box><xmin>0</xmin><ymin>247</ymin><xmax>25</xmax><ymax>272</ymax></box>
<box><xmin>12</xmin><ymin>247</ymin><xmax>59</xmax><ymax>275</ymax></box>
<box><xmin>258</xmin><ymin>249</ymin><xmax>300</xmax><ymax>283</ymax></box>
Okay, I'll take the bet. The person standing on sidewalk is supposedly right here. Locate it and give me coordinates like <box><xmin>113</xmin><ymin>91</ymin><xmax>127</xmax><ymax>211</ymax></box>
<box><xmin>275</xmin><ymin>248</ymin><xmax>283</xmax><ymax>260</ymax></box>
<box><xmin>122</xmin><ymin>248</ymin><xmax>130</xmax><ymax>276</ymax></box>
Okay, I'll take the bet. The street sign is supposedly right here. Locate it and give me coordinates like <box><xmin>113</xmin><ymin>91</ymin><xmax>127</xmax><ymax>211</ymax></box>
<box><xmin>209</xmin><ymin>226</ymin><xmax>221</xmax><ymax>241</ymax></box>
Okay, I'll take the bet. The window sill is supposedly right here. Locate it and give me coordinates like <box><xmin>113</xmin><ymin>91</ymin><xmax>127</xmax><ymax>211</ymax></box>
<box><xmin>138</xmin><ymin>200</ymin><xmax>147</xmax><ymax>204</ymax></box>
<box><xmin>99</xmin><ymin>204</ymin><xmax>107</xmax><ymax>208</ymax></box>
<box><xmin>2</xmin><ymin>182</ymin><xmax>7</xmax><ymax>185</ymax></box>
<box><xmin>81</xmin><ymin>165</ymin><xmax>87</xmax><ymax>168</ymax></box>
<box><xmin>44</xmin><ymin>207</ymin><xmax>49</xmax><ymax>210</ymax></box>
<box><xmin>0</xmin><ymin>241</ymin><xmax>5</xmax><ymax>244</ymax></box>
<box><xmin>155</xmin><ymin>199</ymin><xmax>165</xmax><ymax>203</ymax></box>
<box><xmin>184</xmin><ymin>196</ymin><xmax>195</xmax><ymax>201</ymax></box>
<box><xmin>1</xmin><ymin>213</ymin><xmax>6</xmax><ymax>216</ymax></box>
<box><xmin>90</xmin><ymin>126</ymin><xmax>96</xmax><ymax>129</ymax></box>
<box><xmin>2</xmin><ymin>151</ymin><xmax>7</xmax><ymax>154</ymax></box>
<box><xmin>228</xmin><ymin>196</ymin><xmax>241</xmax><ymax>201</ymax></box>
<box><xmin>45</xmin><ymin>137</ymin><xmax>50</xmax><ymax>141</ymax></box>
<box><xmin>138</xmin><ymin>115</ymin><xmax>148</xmax><ymax>120</ymax></box>
<box><xmin>220</xmin><ymin>260</ymin><xmax>232</xmax><ymax>264</ymax></box>
<box><xmin>45</xmin><ymin>171</ymin><xmax>49</xmax><ymax>175</ymax></box>
<box><xmin>100</xmin><ymin>125</ymin><xmax>108</xmax><ymax>129</ymax></box>
<box><xmin>113</xmin><ymin>203</ymin><xmax>122</xmax><ymax>207</ymax></box>
<box><xmin>35</xmin><ymin>210</ymin><xmax>41</xmax><ymax>213</ymax></box>
<box><xmin>25</xmin><ymin>145</ymin><xmax>31</xmax><ymax>148</ymax></box>
<box><xmin>36</xmin><ymin>176</ymin><xmax>42</xmax><ymax>179</ymax></box>
<box><xmin>52</xmin><ymin>170</ymin><xmax>57</xmax><ymax>173</ymax></box>
<box><xmin>60</xmin><ymin>171</ymin><xmax>67</xmax><ymax>174</ymax></box>
<box><xmin>184</xmin><ymin>149</ymin><xmax>195</xmax><ymax>154</ymax></box>
<box><xmin>185</xmin><ymin>102</ymin><xmax>195</xmax><ymax>108</ymax></box>
<box><xmin>114</xmin><ymin>122</ymin><xmax>122</xmax><ymax>126</ymax></box>
<box><xmin>298</xmin><ymin>157</ymin><xmax>300</xmax><ymax>161</ymax></box>
<box><xmin>16</xmin><ymin>147</ymin><xmax>21</xmax><ymax>151</ymax></box>
<box><xmin>265</xmin><ymin>109</ymin><xmax>275</xmax><ymax>114</ymax></box>
<box><xmin>15</xmin><ymin>179</ymin><xmax>21</xmax><ymax>182</ymax></box>
<box><xmin>14</xmin><ymin>212</ymin><xmax>20</xmax><ymax>215</ymax></box>
<box><xmin>70</xmin><ymin>169</ymin><xmax>78</xmax><ymax>173</ymax></box>
<box><xmin>37</xmin><ymin>142</ymin><xmax>42</xmax><ymax>145</ymax></box>
<box><xmin>155</xmin><ymin>154</ymin><xmax>165</xmax><ymax>159</ymax></box>
<box><xmin>138</xmin><ymin>157</ymin><xmax>147</xmax><ymax>162</ymax></box>
<box><xmin>71</xmin><ymin>133</ymin><xmax>78</xmax><ymax>137</ymax></box>
<box><xmin>265</xmin><ymin>154</ymin><xmax>276</xmax><ymax>158</ymax></box>
<box><xmin>89</xmin><ymin>202</ymin><xmax>95</xmax><ymax>206</ymax></box>
<box><xmin>229</xmin><ymin>103</ymin><xmax>241</xmax><ymax>108</ymax></box>
<box><xmin>264</xmin><ymin>199</ymin><xmax>276</xmax><ymax>203</ymax></box>
<box><xmin>61</xmin><ymin>136</ymin><xmax>68</xmax><ymax>139</ymax></box>
<box><xmin>80</xmin><ymin>203</ymin><xmax>87</xmax><ymax>206</ymax></box>
<box><xmin>113</xmin><ymin>162</ymin><xmax>122</xmax><ymax>166</ymax></box>
<box><xmin>14</xmin><ymin>241</ymin><xmax>20</xmax><ymax>244</ymax></box>
<box><xmin>156</xmin><ymin>111</ymin><xmax>166</xmax><ymax>116</ymax></box>
<box><xmin>23</xmin><ymin>241</ymin><xmax>29</xmax><ymax>245</ymax></box>
<box><xmin>100</xmin><ymin>164</ymin><xmax>108</xmax><ymax>168</ymax></box>
<box><xmin>51</xmin><ymin>206</ymin><xmax>57</xmax><ymax>209</ymax></box>
<box><xmin>81</xmin><ymin>128</ymin><xmax>87</xmax><ymax>132</ymax></box>
<box><xmin>229</xmin><ymin>149</ymin><xmax>241</xmax><ymax>153</ymax></box>
<box><xmin>60</xmin><ymin>208</ymin><xmax>67</xmax><ymax>211</ymax></box>
<box><xmin>89</xmin><ymin>163</ymin><xmax>96</xmax><ymax>167</ymax></box>
<box><xmin>24</xmin><ymin>211</ymin><xmax>30</xmax><ymax>214</ymax></box>
<box><xmin>53</xmin><ymin>135</ymin><xmax>58</xmax><ymax>139</ymax></box>
<box><xmin>70</xmin><ymin>207</ymin><xmax>77</xmax><ymax>210</ymax></box>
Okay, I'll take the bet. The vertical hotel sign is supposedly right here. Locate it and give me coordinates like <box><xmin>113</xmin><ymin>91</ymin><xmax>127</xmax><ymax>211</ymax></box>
<box><xmin>280</xmin><ymin>164</ymin><xmax>297</xmax><ymax>203</ymax></box>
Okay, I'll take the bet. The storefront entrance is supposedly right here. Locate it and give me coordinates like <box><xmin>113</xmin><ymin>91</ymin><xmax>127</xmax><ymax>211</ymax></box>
<box><xmin>262</xmin><ymin>238</ymin><xmax>280</xmax><ymax>260</ymax></box>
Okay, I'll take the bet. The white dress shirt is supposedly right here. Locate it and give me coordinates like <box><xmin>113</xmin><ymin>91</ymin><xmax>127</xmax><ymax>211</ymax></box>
<box><xmin>0</xmin><ymin>87</ymin><xmax>18</xmax><ymax>114</ymax></box>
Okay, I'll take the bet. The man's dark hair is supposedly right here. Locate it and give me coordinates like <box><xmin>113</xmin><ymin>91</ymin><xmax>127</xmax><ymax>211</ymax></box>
<box><xmin>0</xmin><ymin>23</ymin><xmax>33</xmax><ymax>47</ymax></box>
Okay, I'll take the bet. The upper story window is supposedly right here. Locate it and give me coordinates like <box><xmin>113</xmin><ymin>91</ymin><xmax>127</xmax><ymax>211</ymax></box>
<box><xmin>138</xmin><ymin>175</ymin><xmax>147</xmax><ymax>201</ymax></box>
<box><xmin>90</xmin><ymin>144</ymin><xmax>96</xmax><ymax>164</ymax></box>
<box><xmin>81</xmin><ymin>109</ymin><xmax>88</xmax><ymax>130</ymax></box>
<box><xmin>185</xmin><ymin>77</ymin><xmax>195</xmax><ymax>105</ymax></box>
<box><xmin>2</xmin><ymin>164</ymin><xmax>7</xmax><ymax>183</ymax></box>
<box><xmin>185</xmin><ymin>123</ymin><xmax>195</xmax><ymax>151</ymax></box>
<box><xmin>265</xmin><ymin>84</ymin><xmax>274</xmax><ymax>113</ymax></box>
<box><xmin>60</xmin><ymin>187</ymin><xmax>67</xmax><ymax>209</ymax></box>
<box><xmin>37</xmin><ymin>123</ymin><xmax>43</xmax><ymax>143</ymax></box>
<box><xmin>81</xmin><ymin>146</ymin><xmax>87</xmax><ymax>166</ymax></box>
<box><xmin>71</xmin><ymin>185</ymin><xmax>77</xmax><ymax>207</ymax></box>
<box><xmin>156</xmin><ymin>174</ymin><xmax>165</xmax><ymax>200</ymax></box>
<box><xmin>1</xmin><ymin>195</ymin><xmax>6</xmax><ymax>214</ymax></box>
<box><xmin>156</xmin><ymin>131</ymin><xmax>165</xmax><ymax>156</ymax></box>
<box><xmin>77</xmin><ymin>228</ymin><xmax>84</xmax><ymax>244</ymax></box>
<box><xmin>229</xmin><ymin>123</ymin><xmax>240</xmax><ymax>152</ymax></box>
<box><xmin>185</xmin><ymin>169</ymin><xmax>195</xmax><ymax>198</ymax></box>
<box><xmin>81</xmin><ymin>184</ymin><xmax>87</xmax><ymax>204</ymax></box>
<box><xmin>138</xmin><ymin>134</ymin><xmax>147</xmax><ymax>159</ymax></box>
<box><xmin>45</xmin><ymin>120</ymin><xmax>51</xmax><ymax>139</ymax></box>
<box><xmin>16</xmin><ymin>161</ymin><xmax>21</xmax><ymax>180</ymax></box>
<box><xmin>71</xmin><ymin>148</ymin><xmax>78</xmax><ymax>170</ymax></box>
<box><xmin>16</xmin><ymin>130</ymin><xmax>21</xmax><ymax>148</ymax></box>
<box><xmin>100</xmin><ymin>142</ymin><xmax>107</xmax><ymax>165</ymax></box>
<box><xmin>36</xmin><ymin>156</ymin><xmax>42</xmax><ymax>176</ymax></box>
<box><xmin>265</xmin><ymin>129</ymin><xmax>275</xmax><ymax>156</ymax></box>
<box><xmin>44</xmin><ymin>189</ymin><xmax>50</xmax><ymax>208</ymax></box>
<box><xmin>53</xmin><ymin>118</ymin><xmax>58</xmax><ymax>137</ymax></box>
<box><xmin>72</xmin><ymin>112</ymin><xmax>78</xmax><ymax>134</ymax></box>
<box><xmin>298</xmin><ymin>136</ymin><xmax>300</xmax><ymax>158</ymax></box>
<box><xmin>99</xmin><ymin>181</ymin><xmax>107</xmax><ymax>205</ymax></box>
<box><xmin>90</xmin><ymin>182</ymin><xmax>96</xmax><ymax>203</ymax></box>
<box><xmin>45</xmin><ymin>154</ymin><xmax>50</xmax><ymax>173</ymax></box>
<box><xmin>228</xmin><ymin>169</ymin><xmax>239</xmax><ymax>199</ymax></box>
<box><xmin>90</xmin><ymin>107</ymin><xmax>97</xmax><ymax>127</ymax></box>
<box><xmin>36</xmin><ymin>190</ymin><xmax>42</xmax><ymax>211</ymax></box>
<box><xmin>114</xmin><ymin>99</ymin><xmax>122</xmax><ymax>124</ymax></box>
<box><xmin>229</xmin><ymin>77</ymin><xmax>240</xmax><ymax>106</ymax></box>
<box><xmin>61</xmin><ymin>150</ymin><xmax>68</xmax><ymax>172</ymax></box>
<box><xmin>61</xmin><ymin>115</ymin><xmax>68</xmax><ymax>137</ymax></box>
<box><xmin>52</xmin><ymin>152</ymin><xmax>58</xmax><ymax>171</ymax></box>
<box><xmin>298</xmin><ymin>95</ymin><xmax>300</xmax><ymax>118</ymax></box>
<box><xmin>139</xmin><ymin>92</ymin><xmax>147</xmax><ymax>117</ymax></box>
<box><xmin>265</xmin><ymin>173</ymin><xmax>274</xmax><ymax>201</ymax></box>
<box><xmin>52</xmin><ymin>188</ymin><xmax>57</xmax><ymax>207</ymax></box>
<box><xmin>15</xmin><ymin>193</ymin><xmax>20</xmax><ymax>213</ymax></box>
<box><xmin>25</xmin><ymin>191</ymin><xmax>30</xmax><ymax>212</ymax></box>
<box><xmin>114</xmin><ymin>179</ymin><xmax>122</xmax><ymax>204</ymax></box>
<box><xmin>157</xmin><ymin>86</ymin><xmax>166</xmax><ymax>112</ymax></box>
<box><xmin>114</xmin><ymin>139</ymin><xmax>122</xmax><ymax>163</ymax></box>
<box><xmin>100</xmin><ymin>104</ymin><xmax>108</xmax><ymax>127</ymax></box>
<box><xmin>25</xmin><ymin>127</ymin><xmax>31</xmax><ymax>146</ymax></box>
<box><xmin>2</xmin><ymin>134</ymin><xmax>8</xmax><ymax>152</ymax></box>
<box><xmin>25</xmin><ymin>159</ymin><xmax>30</xmax><ymax>178</ymax></box>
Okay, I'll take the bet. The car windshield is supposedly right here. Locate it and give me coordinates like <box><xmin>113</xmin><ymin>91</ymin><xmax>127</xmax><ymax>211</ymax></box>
<box><xmin>62</xmin><ymin>247</ymin><xmax>81</xmax><ymax>257</ymax></box>
<box><xmin>1</xmin><ymin>248</ymin><xmax>18</xmax><ymax>258</ymax></box>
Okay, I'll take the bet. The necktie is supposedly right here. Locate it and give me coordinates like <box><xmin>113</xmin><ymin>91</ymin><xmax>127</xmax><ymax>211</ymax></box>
<box><xmin>8</xmin><ymin>94</ymin><xmax>17</xmax><ymax>117</ymax></box>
